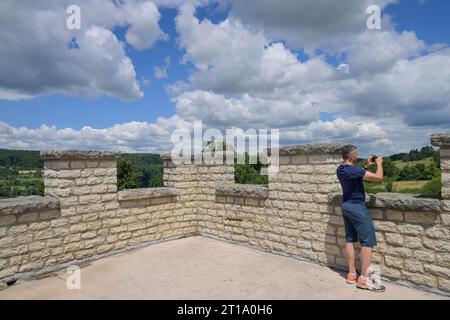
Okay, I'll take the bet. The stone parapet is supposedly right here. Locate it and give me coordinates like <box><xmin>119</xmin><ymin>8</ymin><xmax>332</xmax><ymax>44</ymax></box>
<box><xmin>329</xmin><ymin>193</ymin><xmax>442</xmax><ymax>212</ymax></box>
<box><xmin>268</xmin><ymin>143</ymin><xmax>345</xmax><ymax>165</ymax></box>
<box><xmin>215</xmin><ymin>184</ymin><xmax>268</xmax><ymax>207</ymax></box>
<box><xmin>118</xmin><ymin>188</ymin><xmax>178</xmax><ymax>208</ymax></box>
<box><xmin>0</xmin><ymin>196</ymin><xmax>60</xmax><ymax>227</ymax></box>
<box><xmin>161</xmin><ymin>151</ymin><xmax>236</xmax><ymax>167</ymax></box>
<box><xmin>118</xmin><ymin>187</ymin><xmax>177</xmax><ymax>201</ymax></box>
<box><xmin>40</xmin><ymin>150</ymin><xmax>119</xmax><ymax>161</ymax></box>
<box><xmin>277</xmin><ymin>143</ymin><xmax>346</xmax><ymax>156</ymax></box>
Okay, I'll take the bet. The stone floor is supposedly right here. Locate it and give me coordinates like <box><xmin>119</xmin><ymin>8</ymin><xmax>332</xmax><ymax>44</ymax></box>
<box><xmin>0</xmin><ymin>236</ymin><xmax>447</xmax><ymax>300</ymax></box>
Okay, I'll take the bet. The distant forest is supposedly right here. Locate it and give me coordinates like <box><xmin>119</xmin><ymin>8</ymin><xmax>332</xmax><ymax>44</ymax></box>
<box><xmin>117</xmin><ymin>154</ymin><xmax>164</xmax><ymax>190</ymax></box>
<box><xmin>386</xmin><ymin>146</ymin><xmax>439</xmax><ymax>163</ymax></box>
<box><xmin>0</xmin><ymin>149</ymin><xmax>43</xmax><ymax>169</ymax></box>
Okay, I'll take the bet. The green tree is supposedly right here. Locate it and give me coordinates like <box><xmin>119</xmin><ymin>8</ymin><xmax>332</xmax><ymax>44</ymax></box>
<box><xmin>234</xmin><ymin>152</ymin><xmax>268</xmax><ymax>185</ymax></box>
<box><xmin>398</xmin><ymin>163</ymin><xmax>434</xmax><ymax>181</ymax></box>
<box><xmin>138</xmin><ymin>165</ymin><xmax>163</xmax><ymax>188</ymax></box>
<box><xmin>117</xmin><ymin>158</ymin><xmax>138</xmax><ymax>190</ymax></box>
<box><xmin>398</xmin><ymin>165</ymin><xmax>421</xmax><ymax>181</ymax></box>
<box><xmin>382</xmin><ymin>158</ymin><xmax>400</xmax><ymax>178</ymax></box>
<box><xmin>425</xmin><ymin>162</ymin><xmax>439</xmax><ymax>179</ymax></box>
<box><xmin>389</xmin><ymin>146</ymin><xmax>439</xmax><ymax>162</ymax></box>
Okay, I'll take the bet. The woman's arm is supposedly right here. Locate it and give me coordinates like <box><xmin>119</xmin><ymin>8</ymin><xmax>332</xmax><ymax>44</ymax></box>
<box><xmin>363</xmin><ymin>157</ymin><xmax>384</xmax><ymax>182</ymax></box>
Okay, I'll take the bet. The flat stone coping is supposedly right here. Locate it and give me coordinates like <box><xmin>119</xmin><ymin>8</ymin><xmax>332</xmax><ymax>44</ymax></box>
<box><xmin>0</xmin><ymin>196</ymin><xmax>60</xmax><ymax>215</ymax></box>
<box><xmin>118</xmin><ymin>187</ymin><xmax>177</xmax><ymax>201</ymax></box>
<box><xmin>269</xmin><ymin>143</ymin><xmax>346</xmax><ymax>156</ymax></box>
<box><xmin>40</xmin><ymin>150</ymin><xmax>120</xmax><ymax>160</ymax></box>
<box><xmin>161</xmin><ymin>151</ymin><xmax>236</xmax><ymax>161</ymax></box>
<box><xmin>216</xmin><ymin>184</ymin><xmax>269</xmax><ymax>199</ymax></box>
<box><xmin>329</xmin><ymin>192</ymin><xmax>441</xmax><ymax>212</ymax></box>
<box><xmin>431</xmin><ymin>133</ymin><xmax>450</xmax><ymax>147</ymax></box>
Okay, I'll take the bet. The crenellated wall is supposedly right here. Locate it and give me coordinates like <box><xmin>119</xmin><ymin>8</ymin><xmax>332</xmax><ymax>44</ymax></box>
<box><xmin>1</xmin><ymin>134</ymin><xmax>449</xmax><ymax>295</ymax></box>
<box><xmin>0</xmin><ymin>151</ymin><xmax>196</xmax><ymax>288</ymax></box>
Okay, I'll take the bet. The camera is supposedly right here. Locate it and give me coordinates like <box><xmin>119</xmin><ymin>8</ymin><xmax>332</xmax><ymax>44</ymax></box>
<box><xmin>370</xmin><ymin>155</ymin><xmax>378</xmax><ymax>162</ymax></box>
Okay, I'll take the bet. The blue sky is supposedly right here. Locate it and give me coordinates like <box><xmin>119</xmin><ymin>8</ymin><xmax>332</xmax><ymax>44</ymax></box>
<box><xmin>385</xmin><ymin>0</ymin><xmax>450</xmax><ymax>45</ymax></box>
<box><xmin>0</xmin><ymin>0</ymin><xmax>449</xmax><ymax>154</ymax></box>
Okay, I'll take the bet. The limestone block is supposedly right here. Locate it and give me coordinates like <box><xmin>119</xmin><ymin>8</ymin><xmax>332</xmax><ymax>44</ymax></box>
<box><xmin>424</xmin><ymin>264</ymin><xmax>450</xmax><ymax>278</ymax></box>
<box><xmin>8</xmin><ymin>225</ymin><xmax>28</xmax><ymax>235</ymax></box>
<box><xmin>414</xmin><ymin>250</ymin><xmax>435</xmax><ymax>263</ymax></box>
<box><xmin>373</xmin><ymin>221</ymin><xmax>398</xmax><ymax>233</ymax></box>
<box><xmin>403</xmin><ymin>272</ymin><xmax>437</xmax><ymax>287</ymax></box>
<box><xmin>389</xmin><ymin>247</ymin><xmax>412</xmax><ymax>258</ymax></box>
<box><xmin>438</xmin><ymin>278</ymin><xmax>450</xmax><ymax>292</ymax></box>
<box><xmin>397</xmin><ymin>224</ymin><xmax>424</xmax><ymax>236</ymax></box>
<box><xmin>404</xmin><ymin>259</ymin><xmax>424</xmax><ymax>273</ymax></box>
<box><xmin>425</xmin><ymin>226</ymin><xmax>450</xmax><ymax>239</ymax></box>
<box><xmin>436</xmin><ymin>253</ymin><xmax>450</xmax><ymax>267</ymax></box>
<box><xmin>404</xmin><ymin>211</ymin><xmax>439</xmax><ymax>224</ymax></box>
<box><xmin>385</xmin><ymin>233</ymin><xmax>404</xmax><ymax>246</ymax></box>
<box><xmin>404</xmin><ymin>236</ymin><xmax>423</xmax><ymax>249</ymax></box>
<box><xmin>80</xmin><ymin>231</ymin><xmax>97</xmax><ymax>240</ymax></box>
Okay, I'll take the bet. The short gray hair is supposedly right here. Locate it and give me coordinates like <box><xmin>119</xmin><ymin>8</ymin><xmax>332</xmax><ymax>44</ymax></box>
<box><xmin>342</xmin><ymin>145</ymin><xmax>357</xmax><ymax>160</ymax></box>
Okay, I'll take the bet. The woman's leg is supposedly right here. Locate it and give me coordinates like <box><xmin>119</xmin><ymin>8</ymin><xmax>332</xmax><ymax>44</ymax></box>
<box><xmin>345</xmin><ymin>242</ymin><xmax>357</xmax><ymax>275</ymax></box>
<box><xmin>360</xmin><ymin>246</ymin><xmax>373</xmax><ymax>277</ymax></box>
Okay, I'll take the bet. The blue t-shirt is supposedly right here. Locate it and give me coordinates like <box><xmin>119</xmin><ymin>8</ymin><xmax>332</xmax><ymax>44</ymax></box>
<box><xmin>336</xmin><ymin>164</ymin><xmax>367</xmax><ymax>203</ymax></box>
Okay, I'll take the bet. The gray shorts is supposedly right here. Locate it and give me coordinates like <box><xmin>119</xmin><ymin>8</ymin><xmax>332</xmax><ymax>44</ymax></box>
<box><xmin>341</xmin><ymin>202</ymin><xmax>377</xmax><ymax>247</ymax></box>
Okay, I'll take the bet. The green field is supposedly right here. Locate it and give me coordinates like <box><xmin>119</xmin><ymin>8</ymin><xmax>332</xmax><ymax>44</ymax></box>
<box><xmin>365</xmin><ymin>180</ymin><xmax>431</xmax><ymax>193</ymax></box>
<box><xmin>0</xmin><ymin>169</ymin><xmax>44</xmax><ymax>198</ymax></box>
<box><xmin>393</xmin><ymin>158</ymin><xmax>435</xmax><ymax>169</ymax></box>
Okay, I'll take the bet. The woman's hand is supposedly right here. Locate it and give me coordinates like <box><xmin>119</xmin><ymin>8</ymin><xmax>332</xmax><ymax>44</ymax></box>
<box><xmin>375</xmin><ymin>156</ymin><xmax>384</xmax><ymax>165</ymax></box>
<box><xmin>364</xmin><ymin>156</ymin><xmax>377</xmax><ymax>169</ymax></box>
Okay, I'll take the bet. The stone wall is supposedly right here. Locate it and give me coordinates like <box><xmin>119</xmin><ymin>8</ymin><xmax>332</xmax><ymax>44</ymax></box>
<box><xmin>199</xmin><ymin>144</ymin><xmax>345</xmax><ymax>263</ymax></box>
<box><xmin>0</xmin><ymin>151</ymin><xmax>195</xmax><ymax>287</ymax></box>
<box><xmin>193</xmin><ymin>139</ymin><xmax>450</xmax><ymax>295</ymax></box>
<box><xmin>1</xmin><ymin>134</ymin><xmax>450</xmax><ymax>295</ymax></box>
<box><xmin>161</xmin><ymin>152</ymin><xmax>235</xmax><ymax>235</ymax></box>
<box><xmin>330</xmin><ymin>193</ymin><xmax>448</xmax><ymax>292</ymax></box>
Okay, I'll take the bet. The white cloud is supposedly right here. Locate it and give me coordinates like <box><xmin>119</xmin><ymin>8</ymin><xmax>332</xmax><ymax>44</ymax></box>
<box><xmin>0</xmin><ymin>116</ymin><xmax>192</xmax><ymax>153</ymax></box>
<box><xmin>225</xmin><ymin>0</ymin><xmax>397</xmax><ymax>53</ymax></box>
<box><xmin>0</xmin><ymin>0</ymin><xmax>167</xmax><ymax>101</ymax></box>
<box><xmin>165</xmin><ymin>80</ymin><xmax>191</xmax><ymax>95</ymax></box>
<box><xmin>175</xmin><ymin>4</ymin><xmax>335</xmax><ymax>96</ymax></box>
<box><xmin>123</xmin><ymin>1</ymin><xmax>168</xmax><ymax>50</ymax></box>
<box><xmin>172</xmin><ymin>2</ymin><xmax>450</xmax><ymax>136</ymax></box>
<box><xmin>171</xmin><ymin>4</ymin><xmax>339</xmax><ymax>130</ymax></box>
<box><xmin>153</xmin><ymin>67</ymin><xmax>168</xmax><ymax>79</ymax></box>
<box><xmin>344</xmin><ymin>30</ymin><xmax>425</xmax><ymax>76</ymax></box>
<box><xmin>279</xmin><ymin>116</ymin><xmax>441</xmax><ymax>157</ymax></box>
<box><xmin>0</xmin><ymin>89</ymin><xmax>33</xmax><ymax>101</ymax></box>
<box><xmin>174</xmin><ymin>90</ymin><xmax>320</xmax><ymax>128</ymax></box>
<box><xmin>153</xmin><ymin>56</ymin><xmax>171</xmax><ymax>79</ymax></box>
<box><xmin>326</xmin><ymin>48</ymin><xmax>450</xmax><ymax>126</ymax></box>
